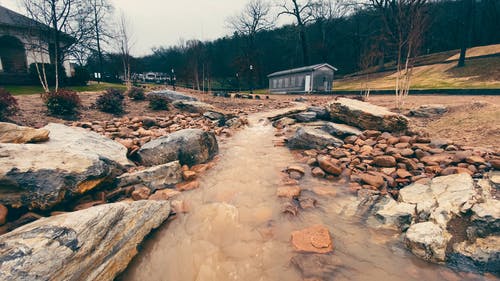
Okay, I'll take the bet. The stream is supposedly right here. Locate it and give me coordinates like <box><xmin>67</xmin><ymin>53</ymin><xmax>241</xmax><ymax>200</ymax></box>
<box><xmin>120</xmin><ymin>109</ymin><xmax>495</xmax><ymax>281</ymax></box>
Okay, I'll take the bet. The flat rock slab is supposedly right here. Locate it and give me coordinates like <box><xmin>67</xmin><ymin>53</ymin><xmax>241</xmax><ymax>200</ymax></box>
<box><xmin>327</xmin><ymin>98</ymin><xmax>409</xmax><ymax>132</ymax></box>
<box><xmin>451</xmin><ymin>236</ymin><xmax>500</xmax><ymax>273</ymax></box>
<box><xmin>0</xmin><ymin>200</ymin><xmax>171</xmax><ymax>281</ymax></box>
<box><xmin>409</xmin><ymin>104</ymin><xmax>448</xmax><ymax>117</ymax></box>
<box><xmin>138</xmin><ymin>129</ymin><xmax>218</xmax><ymax>167</ymax></box>
<box><xmin>0</xmin><ymin>123</ymin><xmax>131</xmax><ymax>210</ymax></box>
<box><xmin>320</xmin><ymin>122</ymin><xmax>362</xmax><ymax>138</ymax></box>
<box><xmin>0</xmin><ymin>122</ymin><xmax>49</xmax><ymax>144</ymax></box>
<box><xmin>267</xmin><ymin>104</ymin><xmax>308</xmax><ymax>121</ymax></box>
<box><xmin>172</xmin><ymin>100</ymin><xmax>232</xmax><ymax>118</ymax></box>
<box><xmin>147</xmin><ymin>90</ymin><xmax>197</xmax><ymax>102</ymax></box>
<box><xmin>287</xmin><ymin>127</ymin><xmax>344</xmax><ymax>150</ymax></box>
<box><xmin>117</xmin><ymin>161</ymin><xmax>182</xmax><ymax>191</ymax></box>
<box><xmin>291</xmin><ymin>225</ymin><xmax>334</xmax><ymax>254</ymax></box>
<box><xmin>404</xmin><ymin>221</ymin><xmax>450</xmax><ymax>263</ymax></box>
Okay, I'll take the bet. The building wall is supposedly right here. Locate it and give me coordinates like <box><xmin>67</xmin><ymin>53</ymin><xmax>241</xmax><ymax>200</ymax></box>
<box><xmin>269</xmin><ymin>67</ymin><xmax>334</xmax><ymax>93</ymax></box>
<box><xmin>0</xmin><ymin>27</ymin><xmax>72</xmax><ymax>77</ymax></box>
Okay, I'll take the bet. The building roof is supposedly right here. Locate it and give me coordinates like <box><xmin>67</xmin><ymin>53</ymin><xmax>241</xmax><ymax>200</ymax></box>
<box><xmin>0</xmin><ymin>5</ymin><xmax>45</xmax><ymax>29</ymax></box>
<box><xmin>267</xmin><ymin>63</ymin><xmax>338</xmax><ymax>78</ymax></box>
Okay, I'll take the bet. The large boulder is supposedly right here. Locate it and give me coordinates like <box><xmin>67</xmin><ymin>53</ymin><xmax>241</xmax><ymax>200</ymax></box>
<box><xmin>307</xmin><ymin>106</ymin><xmax>330</xmax><ymax>120</ymax></box>
<box><xmin>0</xmin><ymin>122</ymin><xmax>49</xmax><ymax>144</ymax></box>
<box><xmin>0</xmin><ymin>200</ymin><xmax>171</xmax><ymax>281</ymax></box>
<box><xmin>326</xmin><ymin>98</ymin><xmax>409</xmax><ymax>132</ymax></box>
<box><xmin>0</xmin><ymin>123</ymin><xmax>131</xmax><ymax>210</ymax></box>
<box><xmin>287</xmin><ymin>127</ymin><xmax>344</xmax><ymax>150</ymax></box>
<box><xmin>146</xmin><ymin>90</ymin><xmax>197</xmax><ymax>102</ymax></box>
<box><xmin>373</xmin><ymin>196</ymin><xmax>415</xmax><ymax>230</ymax></box>
<box><xmin>267</xmin><ymin>104</ymin><xmax>309</xmax><ymax>121</ymax></box>
<box><xmin>117</xmin><ymin>161</ymin><xmax>182</xmax><ymax>191</ymax></box>
<box><xmin>172</xmin><ymin>100</ymin><xmax>230</xmax><ymax>117</ymax></box>
<box><xmin>294</xmin><ymin>111</ymin><xmax>317</xmax><ymax>122</ymax></box>
<box><xmin>404</xmin><ymin>221</ymin><xmax>451</xmax><ymax>263</ymax></box>
<box><xmin>138</xmin><ymin>129</ymin><xmax>218</xmax><ymax>166</ymax></box>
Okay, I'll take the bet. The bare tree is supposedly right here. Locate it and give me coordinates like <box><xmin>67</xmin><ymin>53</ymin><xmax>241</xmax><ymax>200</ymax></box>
<box><xmin>22</xmin><ymin>0</ymin><xmax>91</xmax><ymax>92</ymax></box>
<box><xmin>117</xmin><ymin>12</ymin><xmax>133</xmax><ymax>90</ymax></box>
<box><xmin>87</xmin><ymin>0</ymin><xmax>114</xmax><ymax>82</ymax></box>
<box><xmin>457</xmin><ymin>0</ymin><xmax>474</xmax><ymax>67</ymax></box>
<box><xmin>278</xmin><ymin>0</ymin><xmax>318</xmax><ymax>65</ymax></box>
<box><xmin>370</xmin><ymin>0</ymin><xmax>428</xmax><ymax>109</ymax></box>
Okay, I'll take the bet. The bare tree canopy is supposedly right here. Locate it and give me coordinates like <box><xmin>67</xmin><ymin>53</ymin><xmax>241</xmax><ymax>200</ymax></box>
<box><xmin>228</xmin><ymin>0</ymin><xmax>274</xmax><ymax>37</ymax></box>
<box><xmin>116</xmin><ymin>11</ymin><xmax>134</xmax><ymax>90</ymax></box>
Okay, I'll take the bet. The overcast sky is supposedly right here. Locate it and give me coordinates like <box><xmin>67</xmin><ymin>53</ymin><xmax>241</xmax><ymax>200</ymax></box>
<box><xmin>0</xmin><ymin>0</ymin><xmax>289</xmax><ymax>56</ymax></box>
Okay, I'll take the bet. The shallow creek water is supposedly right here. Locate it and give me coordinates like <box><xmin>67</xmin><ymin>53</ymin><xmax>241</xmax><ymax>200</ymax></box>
<box><xmin>121</xmin><ymin>109</ymin><xmax>496</xmax><ymax>281</ymax></box>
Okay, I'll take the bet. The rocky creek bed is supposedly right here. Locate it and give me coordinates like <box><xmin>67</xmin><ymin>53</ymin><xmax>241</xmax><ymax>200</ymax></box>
<box><xmin>0</xmin><ymin>93</ymin><xmax>498</xmax><ymax>280</ymax></box>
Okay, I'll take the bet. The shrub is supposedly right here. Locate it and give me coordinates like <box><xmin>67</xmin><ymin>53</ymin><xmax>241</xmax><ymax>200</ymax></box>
<box><xmin>44</xmin><ymin>90</ymin><xmax>81</xmax><ymax>116</ymax></box>
<box><xmin>29</xmin><ymin>63</ymin><xmax>67</xmax><ymax>86</ymax></box>
<box><xmin>68</xmin><ymin>66</ymin><xmax>90</xmax><ymax>86</ymax></box>
<box><xmin>0</xmin><ymin>88</ymin><xmax>19</xmax><ymax>119</ymax></box>
<box><xmin>148</xmin><ymin>95</ymin><xmax>169</xmax><ymax>110</ymax></box>
<box><xmin>127</xmin><ymin>87</ymin><xmax>145</xmax><ymax>100</ymax></box>
<box><xmin>95</xmin><ymin>88</ymin><xmax>125</xmax><ymax>114</ymax></box>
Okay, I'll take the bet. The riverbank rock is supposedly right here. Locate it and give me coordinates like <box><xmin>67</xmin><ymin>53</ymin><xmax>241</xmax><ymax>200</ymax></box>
<box><xmin>404</xmin><ymin>221</ymin><xmax>450</xmax><ymax>263</ymax></box>
<box><xmin>409</xmin><ymin>104</ymin><xmax>448</xmax><ymax>117</ymax></box>
<box><xmin>117</xmin><ymin>161</ymin><xmax>182</xmax><ymax>191</ymax></box>
<box><xmin>138</xmin><ymin>129</ymin><xmax>218</xmax><ymax>166</ymax></box>
<box><xmin>307</xmin><ymin>106</ymin><xmax>330</xmax><ymax>120</ymax></box>
<box><xmin>287</xmin><ymin>127</ymin><xmax>344</xmax><ymax>150</ymax></box>
<box><xmin>0</xmin><ymin>200</ymin><xmax>171</xmax><ymax>281</ymax></box>
<box><xmin>320</xmin><ymin>122</ymin><xmax>362</xmax><ymax>138</ymax></box>
<box><xmin>374</xmin><ymin>197</ymin><xmax>416</xmax><ymax>230</ymax></box>
<box><xmin>294</xmin><ymin>112</ymin><xmax>317</xmax><ymax>122</ymax></box>
<box><xmin>0</xmin><ymin>122</ymin><xmax>49</xmax><ymax>144</ymax></box>
<box><xmin>267</xmin><ymin>104</ymin><xmax>309</xmax><ymax>121</ymax></box>
<box><xmin>172</xmin><ymin>100</ymin><xmax>231</xmax><ymax>118</ymax></box>
<box><xmin>147</xmin><ymin>90</ymin><xmax>197</xmax><ymax>102</ymax></box>
<box><xmin>326</xmin><ymin>98</ymin><xmax>409</xmax><ymax>132</ymax></box>
<box><xmin>451</xmin><ymin>236</ymin><xmax>500</xmax><ymax>273</ymax></box>
<box><xmin>0</xmin><ymin>123</ymin><xmax>131</xmax><ymax>210</ymax></box>
<box><xmin>291</xmin><ymin>225</ymin><xmax>334</xmax><ymax>254</ymax></box>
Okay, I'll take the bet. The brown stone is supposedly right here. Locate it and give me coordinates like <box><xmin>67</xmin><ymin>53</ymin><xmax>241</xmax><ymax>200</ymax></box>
<box><xmin>182</xmin><ymin>170</ymin><xmax>197</xmax><ymax>181</ymax></box>
<box><xmin>277</xmin><ymin>186</ymin><xmax>301</xmax><ymax>198</ymax></box>
<box><xmin>396</xmin><ymin>169</ymin><xmax>412</xmax><ymax>178</ymax></box>
<box><xmin>149</xmin><ymin>189</ymin><xmax>181</xmax><ymax>200</ymax></box>
<box><xmin>359</xmin><ymin>174</ymin><xmax>385</xmax><ymax>188</ymax></box>
<box><xmin>291</xmin><ymin>225</ymin><xmax>334</xmax><ymax>254</ymax></box>
<box><xmin>176</xmin><ymin>180</ymin><xmax>200</xmax><ymax>191</ymax></box>
<box><xmin>0</xmin><ymin>204</ymin><xmax>7</xmax><ymax>225</ymax></box>
<box><xmin>311</xmin><ymin>167</ymin><xmax>326</xmax><ymax>178</ymax></box>
<box><xmin>466</xmin><ymin>155</ymin><xmax>486</xmax><ymax>165</ymax></box>
<box><xmin>395</xmin><ymin>142</ymin><xmax>410</xmax><ymax>149</ymax></box>
<box><xmin>287</xmin><ymin>165</ymin><xmax>306</xmax><ymax>175</ymax></box>
<box><xmin>317</xmin><ymin>156</ymin><xmax>343</xmax><ymax>176</ymax></box>
<box><xmin>0</xmin><ymin>123</ymin><xmax>50</xmax><ymax>144</ymax></box>
<box><xmin>421</xmin><ymin>154</ymin><xmax>454</xmax><ymax>165</ymax></box>
<box><xmin>490</xmin><ymin>159</ymin><xmax>500</xmax><ymax>170</ymax></box>
<box><xmin>373</xmin><ymin>156</ymin><xmax>397</xmax><ymax>167</ymax></box>
<box><xmin>131</xmin><ymin>187</ymin><xmax>151</xmax><ymax>200</ymax></box>
<box><xmin>440</xmin><ymin>167</ymin><xmax>473</xmax><ymax>176</ymax></box>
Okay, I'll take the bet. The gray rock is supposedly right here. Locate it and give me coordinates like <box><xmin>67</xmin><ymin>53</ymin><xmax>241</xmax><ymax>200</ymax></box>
<box><xmin>138</xmin><ymin>129</ymin><xmax>218</xmax><ymax>167</ymax></box>
<box><xmin>374</xmin><ymin>196</ymin><xmax>416</xmax><ymax>230</ymax></box>
<box><xmin>470</xmin><ymin>200</ymin><xmax>500</xmax><ymax>238</ymax></box>
<box><xmin>147</xmin><ymin>90</ymin><xmax>197</xmax><ymax>102</ymax></box>
<box><xmin>272</xmin><ymin>117</ymin><xmax>296</xmax><ymax>128</ymax></box>
<box><xmin>404</xmin><ymin>221</ymin><xmax>450</xmax><ymax>263</ymax></box>
<box><xmin>398</xmin><ymin>183</ymin><xmax>437</xmax><ymax>221</ymax></box>
<box><xmin>172</xmin><ymin>100</ymin><xmax>225</xmax><ymax>115</ymax></box>
<box><xmin>287</xmin><ymin>127</ymin><xmax>344</xmax><ymax>150</ymax></box>
<box><xmin>327</xmin><ymin>98</ymin><xmax>409</xmax><ymax>132</ymax></box>
<box><xmin>267</xmin><ymin>104</ymin><xmax>308</xmax><ymax>121</ymax></box>
<box><xmin>294</xmin><ymin>111</ymin><xmax>317</xmax><ymax>122</ymax></box>
<box><xmin>117</xmin><ymin>161</ymin><xmax>182</xmax><ymax>191</ymax></box>
<box><xmin>307</xmin><ymin>106</ymin><xmax>330</xmax><ymax>120</ymax></box>
<box><xmin>451</xmin><ymin>236</ymin><xmax>500</xmax><ymax>274</ymax></box>
<box><xmin>410</xmin><ymin>104</ymin><xmax>448</xmax><ymax>117</ymax></box>
<box><xmin>321</xmin><ymin>122</ymin><xmax>362</xmax><ymax>138</ymax></box>
<box><xmin>203</xmin><ymin>111</ymin><xmax>225</xmax><ymax>120</ymax></box>
<box><xmin>0</xmin><ymin>200</ymin><xmax>171</xmax><ymax>281</ymax></box>
<box><xmin>0</xmin><ymin>123</ymin><xmax>131</xmax><ymax>210</ymax></box>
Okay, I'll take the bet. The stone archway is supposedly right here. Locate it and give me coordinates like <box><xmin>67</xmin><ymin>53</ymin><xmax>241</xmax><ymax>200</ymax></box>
<box><xmin>0</xmin><ymin>35</ymin><xmax>28</xmax><ymax>73</ymax></box>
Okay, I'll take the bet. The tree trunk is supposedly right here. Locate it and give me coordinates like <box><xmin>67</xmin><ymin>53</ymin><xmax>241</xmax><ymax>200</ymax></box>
<box><xmin>94</xmin><ymin>0</ymin><xmax>103</xmax><ymax>84</ymax></box>
<box><xmin>51</xmin><ymin>0</ymin><xmax>60</xmax><ymax>92</ymax></box>
<box><xmin>457</xmin><ymin>0</ymin><xmax>474</xmax><ymax>67</ymax></box>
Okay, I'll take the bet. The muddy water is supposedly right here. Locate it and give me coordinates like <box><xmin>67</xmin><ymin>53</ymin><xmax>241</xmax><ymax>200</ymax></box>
<box><xmin>121</xmin><ymin>110</ymin><xmax>494</xmax><ymax>281</ymax></box>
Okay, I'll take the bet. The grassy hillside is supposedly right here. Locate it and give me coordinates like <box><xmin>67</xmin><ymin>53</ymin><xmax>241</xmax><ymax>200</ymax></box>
<box><xmin>335</xmin><ymin>44</ymin><xmax>500</xmax><ymax>91</ymax></box>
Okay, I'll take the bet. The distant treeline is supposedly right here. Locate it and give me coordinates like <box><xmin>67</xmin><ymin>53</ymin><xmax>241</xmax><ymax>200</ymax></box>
<box><xmin>86</xmin><ymin>0</ymin><xmax>500</xmax><ymax>90</ymax></box>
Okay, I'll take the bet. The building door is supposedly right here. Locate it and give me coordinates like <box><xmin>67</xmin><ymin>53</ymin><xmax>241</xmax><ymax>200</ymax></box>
<box><xmin>0</xmin><ymin>35</ymin><xmax>28</xmax><ymax>73</ymax></box>
<box><xmin>305</xmin><ymin>75</ymin><xmax>311</xmax><ymax>93</ymax></box>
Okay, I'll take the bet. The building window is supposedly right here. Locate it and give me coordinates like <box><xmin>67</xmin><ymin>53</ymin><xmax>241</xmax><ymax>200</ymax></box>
<box><xmin>291</xmin><ymin>76</ymin><xmax>295</xmax><ymax>87</ymax></box>
<box><xmin>273</xmin><ymin>79</ymin><xmax>277</xmax><ymax>89</ymax></box>
<box><xmin>279</xmin><ymin>79</ymin><xmax>283</xmax><ymax>88</ymax></box>
<box><xmin>284</xmin><ymin>77</ymin><xmax>289</xmax><ymax>88</ymax></box>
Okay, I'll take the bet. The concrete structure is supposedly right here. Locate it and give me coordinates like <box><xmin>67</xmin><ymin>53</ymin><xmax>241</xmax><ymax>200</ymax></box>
<box><xmin>267</xmin><ymin>63</ymin><xmax>338</xmax><ymax>94</ymax></box>
<box><xmin>0</xmin><ymin>5</ymin><xmax>73</xmax><ymax>84</ymax></box>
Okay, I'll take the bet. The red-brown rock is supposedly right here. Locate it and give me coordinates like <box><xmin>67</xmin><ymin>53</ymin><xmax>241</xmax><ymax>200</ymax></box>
<box><xmin>311</xmin><ymin>167</ymin><xmax>326</xmax><ymax>178</ymax></box>
<box><xmin>131</xmin><ymin>186</ymin><xmax>151</xmax><ymax>200</ymax></box>
<box><xmin>176</xmin><ymin>180</ymin><xmax>200</xmax><ymax>191</ymax></box>
<box><xmin>317</xmin><ymin>156</ymin><xmax>343</xmax><ymax>176</ymax></box>
<box><xmin>149</xmin><ymin>189</ymin><xmax>181</xmax><ymax>200</ymax></box>
<box><xmin>373</xmin><ymin>156</ymin><xmax>397</xmax><ymax>167</ymax></box>
<box><xmin>359</xmin><ymin>174</ymin><xmax>385</xmax><ymax>188</ymax></box>
<box><xmin>277</xmin><ymin>186</ymin><xmax>301</xmax><ymax>198</ymax></box>
<box><xmin>291</xmin><ymin>225</ymin><xmax>334</xmax><ymax>254</ymax></box>
<box><xmin>0</xmin><ymin>204</ymin><xmax>7</xmax><ymax>225</ymax></box>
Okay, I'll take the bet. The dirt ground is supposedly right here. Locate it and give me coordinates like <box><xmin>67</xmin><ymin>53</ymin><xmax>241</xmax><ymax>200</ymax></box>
<box><xmin>6</xmin><ymin>89</ymin><xmax>499</xmax><ymax>151</ymax></box>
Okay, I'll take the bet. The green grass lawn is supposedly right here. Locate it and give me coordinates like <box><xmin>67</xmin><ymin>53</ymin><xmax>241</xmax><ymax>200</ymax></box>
<box><xmin>4</xmin><ymin>82</ymin><xmax>127</xmax><ymax>96</ymax></box>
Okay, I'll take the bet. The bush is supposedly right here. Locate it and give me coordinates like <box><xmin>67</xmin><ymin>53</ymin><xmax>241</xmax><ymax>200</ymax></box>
<box><xmin>148</xmin><ymin>95</ymin><xmax>169</xmax><ymax>110</ymax></box>
<box><xmin>127</xmin><ymin>87</ymin><xmax>145</xmax><ymax>100</ymax></box>
<box><xmin>29</xmin><ymin>63</ymin><xmax>68</xmax><ymax>86</ymax></box>
<box><xmin>0</xmin><ymin>88</ymin><xmax>19</xmax><ymax>119</ymax></box>
<box><xmin>44</xmin><ymin>90</ymin><xmax>81</xmax><ymax>116</ymax></box>
<box><xmin>95</xmin><ymin>88</ymin><xmax>125</xmax><ymax>114</ymax></box>
<box><xmin>69</xmin><ymin>66</ymin><xmax>90</xmax><ymax>86</ymax></box>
